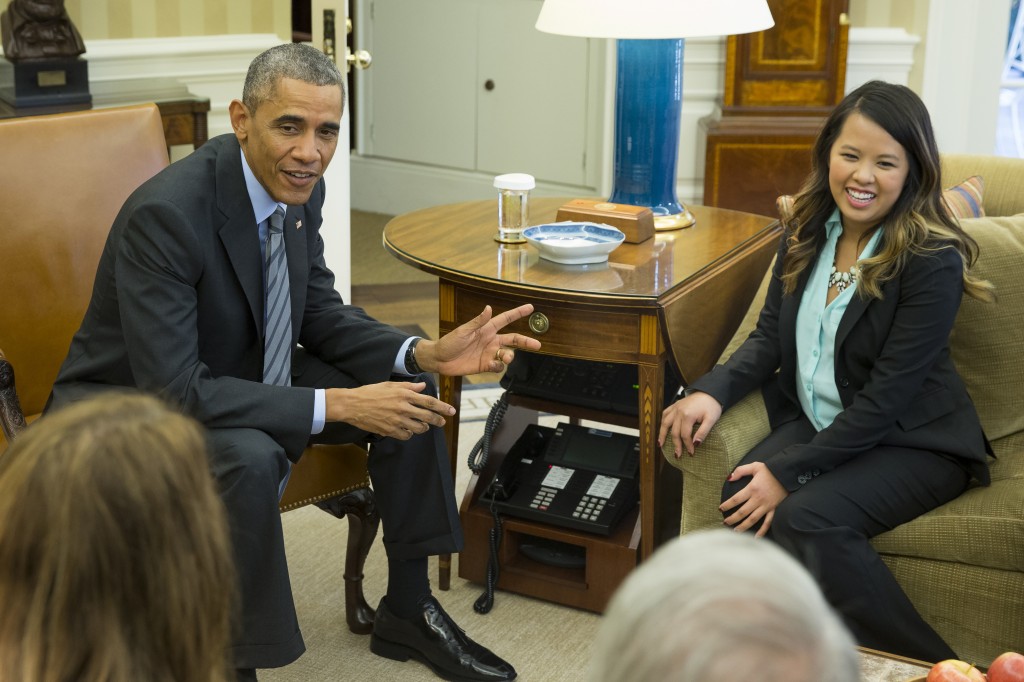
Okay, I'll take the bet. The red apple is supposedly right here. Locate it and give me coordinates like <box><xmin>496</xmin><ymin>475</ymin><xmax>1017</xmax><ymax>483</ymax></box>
<box><xmin>927</xmin><ymin>659</ymin><xmax>987</xmax><ymax>682</ymax></box>
<box><xmin>989</xmin><ymin>651</ymin><xmax>1024</xmax><ymax>682</ymax></box>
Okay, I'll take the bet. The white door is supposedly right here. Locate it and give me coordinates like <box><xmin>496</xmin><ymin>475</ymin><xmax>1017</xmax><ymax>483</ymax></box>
<box><xmin>311</xmin><ymin>0</ymin><xmax>352</xmax><ymax>301</ymax></box>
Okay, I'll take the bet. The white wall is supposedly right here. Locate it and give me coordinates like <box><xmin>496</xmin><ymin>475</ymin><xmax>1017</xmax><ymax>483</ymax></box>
<box><xmin>919</xmin><ymin>1</ymin><xmax>1010</xmax><ymax>155</ymax></box>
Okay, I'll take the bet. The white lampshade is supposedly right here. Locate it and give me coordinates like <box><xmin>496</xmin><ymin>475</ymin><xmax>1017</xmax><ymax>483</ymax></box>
<box><xmin>536</xmin><ymin>0</ymin><xmax>774</xmax><ymax>39</ymax></box>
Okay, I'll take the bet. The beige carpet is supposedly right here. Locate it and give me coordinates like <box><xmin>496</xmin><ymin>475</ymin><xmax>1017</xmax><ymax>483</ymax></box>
<box><xmin>262</xmin><ymin>404</ymin><xmax>594</xmax><ymax>682</ymax></box>
<box><xmin>261</xmin><ymin>389</ymin><xmax>934</xmax><ymax>682</ymax></box>
<box><xmin>351</xmin><ymin>210</ymin><xmax>436</xmax><ymax>286</ymax></box>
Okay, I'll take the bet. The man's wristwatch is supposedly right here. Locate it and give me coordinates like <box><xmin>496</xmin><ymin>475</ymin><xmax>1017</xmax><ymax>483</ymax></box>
<box><xmin>404</xmin><ymin>337</ymin><xmax>423</xmax><ymax>375</ymax></box>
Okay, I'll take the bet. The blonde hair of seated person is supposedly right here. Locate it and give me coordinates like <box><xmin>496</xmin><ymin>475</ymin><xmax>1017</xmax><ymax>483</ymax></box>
<box><xmin>588</xmin><ymin>529</ymin><xmax>859</xmax><ymax>682</ymax></box>
<box><xmin>0</xmin><ymin>393</ymin><xmax>235</xmax><ymax>682</ymax></box>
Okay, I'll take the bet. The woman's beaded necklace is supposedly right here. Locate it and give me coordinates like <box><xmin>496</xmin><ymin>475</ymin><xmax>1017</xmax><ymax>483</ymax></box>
<box><xmin>828</xmin><ymin>263</ymin><xmax>860</xmax><ymax>294</ymax></box>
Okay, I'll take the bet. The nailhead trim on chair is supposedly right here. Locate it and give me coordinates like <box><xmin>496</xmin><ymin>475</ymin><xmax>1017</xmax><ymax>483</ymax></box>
<box><xmin>279</xmin><ymin>482</ymin><xmax>370</xmax><ymax>512</ymax></box>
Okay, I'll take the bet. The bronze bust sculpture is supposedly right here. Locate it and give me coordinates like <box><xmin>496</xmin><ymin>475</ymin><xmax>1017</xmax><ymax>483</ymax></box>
<box><xmin>1</xmin><ymin>0</ymin><xmax>85</xmax><ymax>61</ymax></box>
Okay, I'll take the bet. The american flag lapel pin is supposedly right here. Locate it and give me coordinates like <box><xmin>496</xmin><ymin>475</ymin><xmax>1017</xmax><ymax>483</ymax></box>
<box><xmin>295</xmin><ymin>219</ymin><xmax>302</xmax><ymax>230</ymax></box>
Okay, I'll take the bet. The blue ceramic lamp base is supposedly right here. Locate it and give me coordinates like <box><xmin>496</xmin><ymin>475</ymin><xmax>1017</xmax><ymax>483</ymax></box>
<box><xmin>610</xmin><ymin>38</ymin><xmax>695</xmax><ymax>230</ymax></box>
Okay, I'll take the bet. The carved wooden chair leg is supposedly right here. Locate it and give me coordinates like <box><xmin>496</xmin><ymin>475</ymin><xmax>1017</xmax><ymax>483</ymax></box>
<box><xmin>316</xmin><ymin>486</ymin><xmax>380</xmax><ymax>634</ymax></box>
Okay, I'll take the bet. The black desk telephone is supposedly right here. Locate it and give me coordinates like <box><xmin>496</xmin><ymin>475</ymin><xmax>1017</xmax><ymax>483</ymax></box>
<box><xmin>467</xmin><ymin>353</ymin><xmax>660</xmax><ymax>612</ymax></box>
<box><xmin>480</xmin><ymin>421</ymin><xmax>640</xmax><ymax>536</ymax></box>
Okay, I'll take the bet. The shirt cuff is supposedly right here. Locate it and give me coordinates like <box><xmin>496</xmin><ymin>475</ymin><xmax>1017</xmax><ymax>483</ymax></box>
<box><xmin>312</xmin><ymin>389</ymin><xmax>326</xmax><ymax>435</ymax></box>
<box><xmin>396</xmin><ymin>336</ymin><xmax>419</xmax><ymax>375</ymax></box>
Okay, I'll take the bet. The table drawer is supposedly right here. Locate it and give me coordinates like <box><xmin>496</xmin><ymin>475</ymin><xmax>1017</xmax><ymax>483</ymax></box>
<box><xmin>450</xmin><ymin>286</ymin><xmax>642</xmax><ymax>364</ymax></box>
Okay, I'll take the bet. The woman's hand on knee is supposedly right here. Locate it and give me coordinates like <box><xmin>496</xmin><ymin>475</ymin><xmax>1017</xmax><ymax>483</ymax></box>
<box><xmin>720</xmin><ymin>462</ymin><xmax>788</xmax><ymax>537</ymax></box>
<box><xmin>658</xmin><ymin>391</ymin><xmax>722</xmax><ymax>457</ymax></box>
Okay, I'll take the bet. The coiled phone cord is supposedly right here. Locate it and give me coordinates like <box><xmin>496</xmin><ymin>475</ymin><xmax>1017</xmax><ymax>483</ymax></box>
<box><xmin>473</xmin><ymin>507</ymin><xmax>503</xmax><ymax>614</ymax></box>
<box><xmin>467</xmin><ymin>391</ymin><xmax>510</xmax><ymax>613</ymax></box>
<box><xmin>467</xmin><ymin>390</ymin><xmax>509</xmax><ymax>473</ymax></box>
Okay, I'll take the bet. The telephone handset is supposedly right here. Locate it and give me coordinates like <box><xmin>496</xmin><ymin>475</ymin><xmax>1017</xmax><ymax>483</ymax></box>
<box><xmin>485</xmin><ymin>422</ymin><xmax>548</xmax><ymax>502</ymax></box>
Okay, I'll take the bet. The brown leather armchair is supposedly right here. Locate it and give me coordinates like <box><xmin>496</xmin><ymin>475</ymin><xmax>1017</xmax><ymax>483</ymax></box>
<box><xmin>0</xmin><ymin>104</ymin><xmax>378</xmax><ymax>634</ymax></box>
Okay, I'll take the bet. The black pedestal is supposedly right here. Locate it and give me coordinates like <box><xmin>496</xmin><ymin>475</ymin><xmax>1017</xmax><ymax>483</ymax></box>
<box><xmin>0</xmin><ymin>57</ymin><xmax>91</xmax><ymax>108</ymax></box>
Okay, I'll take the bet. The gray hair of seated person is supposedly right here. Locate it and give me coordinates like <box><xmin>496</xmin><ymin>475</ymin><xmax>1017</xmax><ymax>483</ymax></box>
<box><xmin>587</xmin><ymin>529</ymin><xmax>859</xmax><ymax>682</ymax></box>
<box><xmin>242</xmin><ymin>42</ymin><xmax>346</xmax><ymax>114</ymax></box>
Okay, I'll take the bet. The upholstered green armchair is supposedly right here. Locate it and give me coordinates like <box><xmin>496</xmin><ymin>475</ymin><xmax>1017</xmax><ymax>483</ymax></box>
<box><xmin>663</xmin><ymin>154</ymin><xmax>1024</xmax><ymax>666</ymax></box>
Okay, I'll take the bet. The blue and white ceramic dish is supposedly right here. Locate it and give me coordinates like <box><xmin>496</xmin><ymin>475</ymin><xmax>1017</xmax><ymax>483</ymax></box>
<box><xmin>523</xmin><ymin>222</ymin><xmax>625</xmax><ymax>265</ymax></box>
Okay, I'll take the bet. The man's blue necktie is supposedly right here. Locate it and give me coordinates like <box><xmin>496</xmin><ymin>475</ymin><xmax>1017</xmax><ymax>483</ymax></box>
<box><xmin>263</xmin><ymin>206</ymin><xmax>291</xmax><ymax>386</ymax></box>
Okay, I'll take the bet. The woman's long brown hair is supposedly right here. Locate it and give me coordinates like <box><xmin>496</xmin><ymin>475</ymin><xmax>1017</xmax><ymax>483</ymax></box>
<box><xmin>0</xmin><ymin>393</ymin><xmax>235</xmax><ymax>682</ymax></box>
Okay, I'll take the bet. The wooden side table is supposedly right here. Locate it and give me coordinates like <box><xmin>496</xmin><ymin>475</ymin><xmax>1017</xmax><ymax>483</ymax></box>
<box><xmin>0</xmin><ymin>95</ymin><xmax>210</xmax><ymax>152</ymax></box>
<box><xmin>150</xmin><ymin>97</ymin><xmax>210</xmax><ymax>150</ymax></box>
<box><xmin>384</xmin><ymin>199</ymin><xmax>781</xmax><ymax>609</ymax></box>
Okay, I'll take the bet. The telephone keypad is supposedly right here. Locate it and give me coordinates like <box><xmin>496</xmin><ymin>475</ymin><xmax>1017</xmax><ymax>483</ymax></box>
<box><xmin>481</xmin><ymin>422</ymin><xmax>640</xmax><ymax>536</ymax></box>
<box><xmin>572</xmin><ymin>495</ymin><xmax>607</xmax><ymax>522</ymax></box>
<box><xmin>530</xmin><ymin>487</ymin><xmax>557</xmax><ymax>511</ymax></box>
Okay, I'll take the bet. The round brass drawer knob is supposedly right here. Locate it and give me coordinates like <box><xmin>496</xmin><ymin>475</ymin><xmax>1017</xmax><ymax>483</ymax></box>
<box><xmin>528</xmin><ymin>312</ymin><xmax>550</xmax><ymax>334</ymax></box>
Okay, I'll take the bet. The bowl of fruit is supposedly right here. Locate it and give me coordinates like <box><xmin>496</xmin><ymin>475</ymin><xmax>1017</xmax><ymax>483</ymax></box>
<box><xmin>910</xmin><ymin>651</ymin><xmax>1024</xmax><ymax>682</ymax></box>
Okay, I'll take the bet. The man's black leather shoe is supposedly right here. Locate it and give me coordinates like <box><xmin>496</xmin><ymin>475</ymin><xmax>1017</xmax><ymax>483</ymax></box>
<box><xmin>370</xmin><ymin>595</ymin><xmax>517</xmax><ymax>681</ymax></box>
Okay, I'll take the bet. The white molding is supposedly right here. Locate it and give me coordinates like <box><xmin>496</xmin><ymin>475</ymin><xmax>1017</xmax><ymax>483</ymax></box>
<box><xmin>84</xmin><ymin>34</ymin><xmax>279</xmax><ymax>72</ymax></box>
<box><xmin>845</xmin><ymin>27</ymin><xmax>920</xmax><ymax>90</ymax></box>
<box><xmin>82</xmin><ymin>34</ymin><xmax>281</xmax><ymax>139</ymax></box>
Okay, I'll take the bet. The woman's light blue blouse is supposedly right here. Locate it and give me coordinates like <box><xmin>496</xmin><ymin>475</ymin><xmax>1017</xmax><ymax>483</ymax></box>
<box><xmin>795</xmin><ymin>208</ymin><xmax>883</xmax><ymax>431</ymax></box>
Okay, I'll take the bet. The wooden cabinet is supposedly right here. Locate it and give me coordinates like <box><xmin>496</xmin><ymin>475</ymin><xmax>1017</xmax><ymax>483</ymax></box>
<box><xmin>358</xmin><ymin>0</ymin><xmax>604</xmax><ymax>188</ymax></box>
<box><xmin>702</xmin><ymin>0</ymin><xmax>849</xmax><ymax>217</ymax></box>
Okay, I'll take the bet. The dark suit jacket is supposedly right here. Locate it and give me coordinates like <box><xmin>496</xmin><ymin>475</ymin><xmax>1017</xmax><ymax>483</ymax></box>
<box><xmin>690</xmin><ymin>232</ymin><xmax>991</xmax><ymax>491</ymax></box>
<box><xmin>50</xmin><ymin>134</ymin><xmax>408</xmax><ymax>460</ymax></box>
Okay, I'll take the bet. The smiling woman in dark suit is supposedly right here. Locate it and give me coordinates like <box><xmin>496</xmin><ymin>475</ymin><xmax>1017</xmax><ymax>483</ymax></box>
<box><xmin>658</xmin><ymin>80</ymin><xmax>994</xmax><ymax>663</ymax></box>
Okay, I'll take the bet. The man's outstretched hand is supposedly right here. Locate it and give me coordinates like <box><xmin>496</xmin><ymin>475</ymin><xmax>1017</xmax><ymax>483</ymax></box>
<box><xmin>322</xmin><ymin>304</ymin><xmax>540</xmax><ymax>438</ymax></box>
<box><xmin>415</xmin><ymin>303</ymin><xmax>542</xmax><ymax>376</ymax></box>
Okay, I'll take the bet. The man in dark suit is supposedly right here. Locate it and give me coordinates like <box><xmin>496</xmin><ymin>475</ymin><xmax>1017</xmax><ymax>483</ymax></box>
<box><xmin>49</xmin><ymin>43</ymin><xmax>535</xmax><ymax>682</ymax></box>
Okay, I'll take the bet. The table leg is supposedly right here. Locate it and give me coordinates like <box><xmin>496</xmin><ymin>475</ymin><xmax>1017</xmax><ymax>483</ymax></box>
<box><xmin>437</xmin><ymin>281</ymin><xmax>461</xmax><ymax>590</ymax></box>
<box><xmin>438</xmin><ymin>373</ymin><xmax>463</xmax><ymax>590</ymax></box>
<box><xmin>638</xmin><ymin>313</ymin><xmax>672</xmax><ymax>559</ymax></box>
